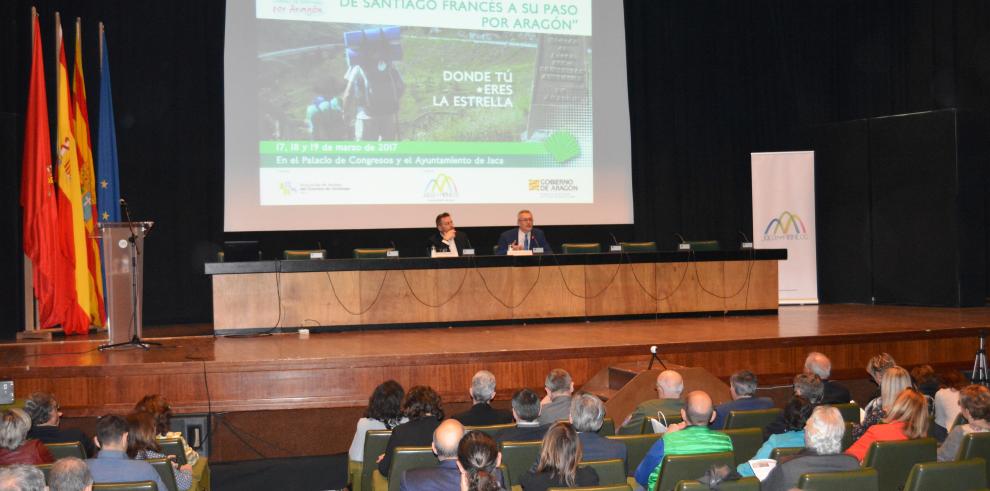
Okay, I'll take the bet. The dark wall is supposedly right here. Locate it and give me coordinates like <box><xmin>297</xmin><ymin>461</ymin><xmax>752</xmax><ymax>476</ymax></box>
<box><xmin>2</xmin><ymin>1</ymin><xmax>988</xmax><ymax>330</ymax></box>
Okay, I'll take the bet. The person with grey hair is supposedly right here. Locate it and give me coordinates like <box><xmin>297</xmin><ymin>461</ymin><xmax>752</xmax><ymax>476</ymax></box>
<box><xmin>761</xmin><ymin>406</ymin><xmax>859</xmax><ymax>491</ymax></box>
<box><xmin>710</xmin><ymin>370</ymin><xmax>774</xmax><ymax>429</ymax></box>
<box><xmin>537</xmin><ymin>369</ymin><xmax>575</xmax><ymax>425</ymax></box>
<box><xmin>495</xmin><ymin>388</ymin><xmax>548</xmax><ymax>443</ymax></box>
<box><xmin>0</xmin><ymin>464</ymin><xmax>47</xmax><ymax>491</ymax></box>
<box><xmin>50</xmin><ymin>456</ymin><xmax>94</xmax><ymax>491</ymax></box>
<box><xmin>25</xmin><ymin>392</ymin><xmax>96</xmax><ymax>457</ymax></box>
<box><xmin>569</xmin><ymin>394</ymin><xmax>627</xmax><ymax>472</ymax></box>
<box><xmin>618</xmin><ymin>369</ymin><xmax>685</xmax><ymax>434</ymax></box>
<box><xmin>452</xmin><ymin>370</ymin><xmax>513</xmax><ymax>427</ymax></box>
<box><xmin>804</xmin><ymin>352</ymin><xmax>851</xmax><ymax>404</ymax></box>
<box><xmin>0</xmin><ymin>409</ymin><xmax>53</xmax><ymax>465</ymax></box>
<box><xmin>764</xmin><ymin>374</ymin><xmax>824</xmax><ymax>440</ymax></box>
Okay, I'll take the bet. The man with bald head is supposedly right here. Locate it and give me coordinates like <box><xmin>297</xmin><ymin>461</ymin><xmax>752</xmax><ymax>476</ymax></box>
<box><xmin>634</xmin><ymin>391</ymin><xmax>733</xmax><ymax>490</ymax></box>
<box><xmin>399</xmin><ymin>419</ymin><xmax>465</xmax><ymax>491</ymax></box>
<box><xmin>618</xmin><ymin>370</ymin><xmax>686</xmax><ymax>434</ymax></box>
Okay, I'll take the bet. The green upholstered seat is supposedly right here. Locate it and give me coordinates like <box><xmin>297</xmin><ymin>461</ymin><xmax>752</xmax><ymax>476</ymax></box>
<box><xmin>903</xmin><ymin>458</ymin><xmax>988</xmax><ymax>491</ymax></box>
<box><xmin>770</xmin><ymin>446</ymin><xmax>803</xmax><ymax>460</ymax></box>
<box><xmin>580</xmin><ymin>459</ymin><xmax>627</xmax><ymax>485</ymax></box>
<box><xmin>619</xmin><ymin>242</ymin><xmax>658</xmax><ymax>252</ymax></box>
<box><xmin>283</xmin><ymin>249</ymin><xmax>326</xmax><ymax>260</ymax></box>
<box><xmin>675</xmin><ymin>477</ymin><xmax>760</xmax><ymax>490</ymax></box>
<box><xmin>959</xmin><ymin>432</ymin><xmax>990</xmax><ymax>483</ymax></box>
<box><xmin>607</xmin><ymin>433</ymin><xmax>661</xmax><ymax>478</ymax></box>
<box><xmin>148</xmin><ymin>457</ymin><xmax>179</xmax><ymax>491</ymax></box>
<box><xmin>719</xmin><ymin>427</ymin><xmax>764</xmax><ymax>466</ymax></box>
<box><xmin>500</xmin><ymin>440</ymin><xmax>542</xmax><ymax>488</ymax></box>
<box><xmin>724</xmin><ymin>408</ymin><xmax>781</xmax><ymax>430</ymax></box>
<box><xmin>44</xmin><ymin>441</ymin><xmax>86</xmax><ymax>460</ymax></box>
<box><xmin>862</xmin><ymin>438</ymin><xmax>936</xmax><ymax>491</ymax></box>
<box><xmin>92</xmin><ymin>482</ymin><xmax>158</xmax><ymax>491</ymax></box>
<box><xmin>353</xmin><ymin>248</ymin><xmax>391</xmax><ymax>259</ymax></box>
<box><xmin>797</xmin><ymin>468</ymin><xmax>879</xmax><ymax>491</ymax></box>
<box><xmin>562</xmin><ymin>243</ymin><xmax>602</xmax><ymax>254</ymax></box>
<box><xmin>464</xmin><ymin>423</ymin><xmax>517</xmax><ymax>438</ymax></box>
<box><xmin>654</xmin><ymin>451</ymin><xmax>735</xmax><ymax>491</ymax></box>
<box><xmin>361</xmin><ymin>429</ymin><xmax>392</xmax><ymax>491</ymax></box>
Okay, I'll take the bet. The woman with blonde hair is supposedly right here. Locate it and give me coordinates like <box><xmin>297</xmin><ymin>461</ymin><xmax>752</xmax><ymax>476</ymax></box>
<box><xmin>846</xmin><ymin>387</ymin><xmax>929</xmax><ymax>462</ymax></box>
<box><xmin>519</xmin><ymin>422</ymin><xmax>598</xmax><ymax>491</ymax></box>
<box><xmin>852</xmin><ymin>366</ymin><xmax>912</xmax><ymax>439</ymax></box>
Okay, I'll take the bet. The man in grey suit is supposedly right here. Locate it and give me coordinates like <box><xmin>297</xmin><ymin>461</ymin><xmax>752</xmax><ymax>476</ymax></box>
<box><xmin>538</xmin><ymin>369</ymin><xmax>574</xmax><ymax>425</ymax></box>
<box><xmin>571</xmin><ymin>393</ymin><xmax>627</xmax><ymax>473</ymax></box>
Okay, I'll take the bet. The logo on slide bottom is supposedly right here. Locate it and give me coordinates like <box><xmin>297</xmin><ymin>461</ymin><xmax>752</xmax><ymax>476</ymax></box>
<box><xmin>763</xmin><ymin>211</ymin><xmax>809</xmax><ymax>241</ymax></box>
<box><xmin>424</xmin><ymin>173</ymin><xmax>458</xmax><ymax>200</ymax></box>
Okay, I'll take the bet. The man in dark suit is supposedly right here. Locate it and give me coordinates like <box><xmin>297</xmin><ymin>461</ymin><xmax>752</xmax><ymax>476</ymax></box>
<box><xmin>710</xmin><ymin>370</ymin><xmax>775</xmax><ymax>430</ymax></box>
<box><xmin>426</xmin><ymin>212</ymin><xmax>471</xmax><ymax>255</ymax></box>
<box><xmin>452</xmin><ymin>371</ymin><xmax>514</xmax><ymax>427</ymax></box>
<box><xmin>24</xmin><ymin>392</ymin><xmax>96</xmax><ymax>457</ymax></box>
<box><xmin>804</xmin><ymin>352</ymin><xmax>851</xmax><ymax>404</ymax></box>
<box><xmin>496</xmin><ymin>389</ymin><xmax>548</xmax><ymax>443</ymax></box>
<box><xmin>571</xmin><ymin>393</ymin><xmax>627</xmax><ymax>473</ymax></box>
<box><xmin>496</xmin><ymin>210</ymin><xmax>553</xmax><ymax>254</ymax></box>
<box><xmin>399</xmin><ymin>419</ymin><xmax>463</xmax><ymax>491</ymax></box>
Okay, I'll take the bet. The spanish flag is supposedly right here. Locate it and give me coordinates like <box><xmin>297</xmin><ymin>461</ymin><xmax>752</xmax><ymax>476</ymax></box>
<box><xmin>73</xmin><ymin>19</ymin><xmax>106</xmax><ymax>327</ymax></box>
<box><xmin>54</xmin><ymin>15</ymin><xmax>93</xmax><ymax>335</ymax></box>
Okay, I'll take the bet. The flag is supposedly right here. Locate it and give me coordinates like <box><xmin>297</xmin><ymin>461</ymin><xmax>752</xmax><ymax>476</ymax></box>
<box><xmin>96</xmin><ymin>25</ymin><xmax>120</xmax><ymax>224</ymax></box>
<box><xmin>20</xmin><ymin>10</ymin><xmax>60</xmax><ymax>328</ymax></box>
<box><xmin>54</xmin><ymin>17</ymin><xmax>92</xmax><ymax>335</ymax></box>
<box><xmin>73</xmin><ymin>19</ymin><xmax>106</xmax><ymax>327</ymax></box>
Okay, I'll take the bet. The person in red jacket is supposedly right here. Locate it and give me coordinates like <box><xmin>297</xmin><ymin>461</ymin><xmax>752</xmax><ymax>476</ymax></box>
<box><xmin>0</xmin><ymin>408</ymin><xmax>54</xmax><ymax>465</ymax></box>
<box><xmin>845</xmin><ymin>387</ymin><xmax>929</xmax><ymax>462</ymax></box>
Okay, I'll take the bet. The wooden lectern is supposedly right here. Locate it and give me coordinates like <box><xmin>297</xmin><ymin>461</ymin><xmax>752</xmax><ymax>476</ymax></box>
<box><xmin>99</xmin><ymin>221</ymin><xmax>153</xmax><ymax>346</ymax></box>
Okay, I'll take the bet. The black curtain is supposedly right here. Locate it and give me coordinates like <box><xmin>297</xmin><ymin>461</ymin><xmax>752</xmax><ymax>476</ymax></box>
<box><xmin>1</xmin><ymin>0</ymin><xmax>988</xmax><ymax>332</ymax></box>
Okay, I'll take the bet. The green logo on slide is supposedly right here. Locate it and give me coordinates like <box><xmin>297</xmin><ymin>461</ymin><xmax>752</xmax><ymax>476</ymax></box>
<box><xmin>424</xmin><ymin>173</ymin><xmax>458</xmax><ymax>199</ymax></box>
<box><xmin>543</xmin><ymin>131</ymin><xmax>581</xmax><ymax>163</ymax></box>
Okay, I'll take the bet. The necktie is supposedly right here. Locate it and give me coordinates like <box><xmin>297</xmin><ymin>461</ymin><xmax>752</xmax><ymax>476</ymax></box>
<box><xmin>524</xmin><ymin>233</ymin><xmax>530</xmax><ymax>250</ymax></box>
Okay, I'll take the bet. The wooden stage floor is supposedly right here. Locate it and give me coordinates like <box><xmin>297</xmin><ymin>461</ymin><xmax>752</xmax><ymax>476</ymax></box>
<box><xmin>1</xmin><ymin>304</ymin><xmax>987</xmax><ymax>417</ymax></box>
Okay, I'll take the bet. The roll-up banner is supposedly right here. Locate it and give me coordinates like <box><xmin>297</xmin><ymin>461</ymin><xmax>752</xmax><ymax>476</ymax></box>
<box><xmin>751</xmin><ymin>151</ymin><xmax>819</xmax><ymax>304</ymax></box>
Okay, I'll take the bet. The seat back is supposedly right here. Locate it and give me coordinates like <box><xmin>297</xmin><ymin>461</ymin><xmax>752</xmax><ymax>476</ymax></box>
<box><xmin>283</xmin><ymin>249</ymin><xmax>326</xmax><ymax>260</ymax></box>
<box><xmin>157</xmin><ymin>438</ymin><xmax>187</xmax><ymax>466</ymax></box>
<box><xmin>960</xmin><ymin>431</ymin><xmax>990</xmax><ymax>480</ymax></box>
<box><xmin>641</xmin><ymin>414</ymin><xmax>684</xmax><ymax>434</ymax></box>
<box><xmin>832</xmin><ymin>403</ymin><xmax>861</xmax><ymax>423</ymax></box>
<box><xmin>684</xmin><ymin>240</ymin><xmax>719</xmax><ymax>251</ymax></box>
<box><xmin>500</xmin><ymin>440</ymin><xmax>542</xmax><ymax>488</ymax></box>
<box><xmin>863</xmin><ymin>438</ymin><xmax>937</xmax><ymax>491</ymax></box>
<box><xmin>353</xmin><ymin>248</ymin><xmax>391</xmax><ymax>259</ymax></box>
<box><xmin>388</xmin><ymin>446</ymin><xmax>439</xmax><ymax>491</ymax></box>
<box><xmin>93</xmin><ymin>482</ymin><xmax>159</xmax><ymax>491</ymax></box>
<box><xmin>562</xmin><ymin>243</ymin><xmax>602</xmax><ymax>254</ymax></box>
<box><xmin>797</xmin><ymin>468</ymin><xmax>879</xmax><ymax>491</ymax></box>
<box><xmin>904</xmin><ymin>458</ymin><xmax>988</xmax><ymax>491</ymax></box>
<box><xmin>719</xmin><ymin>428</ymin><xmax>763</xmax><ymax>466</ymax></box>
<box><xmin>655</xmin><ymin>452</ymin><xmax>735</xmax><ymax>491</ymax></box>
<box><xmin>35</xmin><ymin>463</ymin><xmax>53</xmax><ymax>484</ymax></box>
<box><xmin>465</xmin><ymin>423</ymin><xmax>516</xmax><ymax>438</ymax></box>
<box><xmin>44</xmin><ymin>441</ymin><xmax>86</xmax><ymax>460</ymax></box>
<box><xmin>841</xmin><ymin>422</ymin><xmax>855</xmax><ymax>451</ymax></box>
<box><xmin>579</xmin><ymin>459</ymin><xmax>626</xmax><ymax>485</ymax></box>
<box><xmin>598</xmin><ymin>417</ymin><xmax>616</xmax><ymax>436</ymax></box>
<box><xmin>674</xmin><ymin>477</ymin><xmax>760</xmax><ymax>490</ymax></box>
<box><xmin>724</xmin><ymin>408</ymin><xmax>781</xmax><ymax>430</ymax></box>
<box><xmin>607</xmin><ymin>434</ymin><xmax>661</xmax><ymax>478</ymax></box>
<box><xmin>147</xmin><ymin>457</ymin><xmax>179</xmax><ymax>491</ymax></box>
<box><xmin>769</xmin><ymin>446</ymin><xmax>803</xmax><ymax>460</ymax></box>
<box><xmin>548</xmin><ymin>486</ymin><xmax>632</xmax><ymax>491</ymax></box>
<box><xmin>362</xmin><ymin>429</ymin><xmax>393</xmax><ymax>491</ymax></box>
<box><xmin>619</xmin><ymin>242</ymin><xmax>658</xmax><ymax>252</ymax></box>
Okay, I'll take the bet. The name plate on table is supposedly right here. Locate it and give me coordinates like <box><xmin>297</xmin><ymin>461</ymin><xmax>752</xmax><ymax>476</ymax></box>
<box><xmin>609</xmin><ymin>245</ymin><xmax>622</xmax><ymax>252</ymax></box>
<box><xmin>310</xmin><ymin>252</ymin><xmax>324</xmax><ymax>259</ymax></box>
<box><xmin>462</xmin><ymin>248</ymin><xmax>475</xmax><ymax>256</ymax></box>
<box><xmin>678</xmin><ymin>243</ymin><xmax>691</xmax><ymax>251</ymax></box>
<box><xmin>431</xmin><ymin>250</ymin><xmax>458</xmax><ymax>258</ymax></box>
<box><xmin>507</xmin><ymin>249</ymin><xmax>533</xmax><ymax>256</ymax></box>
<box><xmin>386</xmin><ymin>250</ymin><xmax>400</xmax><ymax>257</ymax></box>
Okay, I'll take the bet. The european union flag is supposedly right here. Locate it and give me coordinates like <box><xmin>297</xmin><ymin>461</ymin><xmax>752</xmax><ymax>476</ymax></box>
<box><xmin>96</xmin><ymin>28</ymin><xmax>120</xmax><ymax>224</ymax></box>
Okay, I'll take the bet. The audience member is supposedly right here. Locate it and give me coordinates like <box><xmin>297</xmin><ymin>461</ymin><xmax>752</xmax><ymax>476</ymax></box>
<box><xmin>127</xmin><ymin>412</ymin><xmax>192</xmax><ymax>490</ymax></box>
<box><xmin>618</xmin><ymin>370</ymin><xmax>684</xmax><ymax>434</ymax></box>
<box><xmin>86</xmin><ymin>414</ymin><xmax>167</xmax><ymax>490</ymax></box>
<box><xmin>760</xmin><ymin>406</ymin><xmax>859</xmax><ymax>491</ymax></box>
<box><xmin>537</xmin><ymin>369</ymin><xmax>574</xmax><ymax>425</ymax></box>
<box><xmin>938</xmin><ymin>384</ymin><xmax>990</xmax><ymax>461</ymax></box>
<box><xmin>635</xmin><ymin>391</ymin><xmax>732</xmax><ymax>490</ymax></box>
<box><xmin>569</xmin><ymin>394</ymin><xmax>626</xmax><ymax>471</ymax></box>
<box><xmin>0</xmin><ymin>408</ymin><xmax>53</xmax><ymax>465</ymax></box>
<box><xmin>846</xmin><ymin>387</ymin><xmax>929</xmax><ymax>462</ymax></box>
<box><xmin>453</xmin><ymin>371</ymin><xmax>513</xmax><ymax>427</ymax></box>
<box><xmin>933</xmin><ymin>370</ymin><xmax>968</xmax><ymax>442</ymax></box>
<box><xmin>764</xmin><ymin>374</ymin><xmax>822</xmax><ymax>439</ymax></box>
<box><xmin>851</xmin><ymin>366</ymin><xmax>911</xmax><ymax>440</ymax></box>
<box><xmin>349</xmin><ymin>381</ymin><xmax>406</xmax><ymax>463</ymax></box>
<box><xmin>0</xmin><ymin>464</ymin><xmax>46</xmax><ymax>491</ymax></box>
<box><xmin>50</xmin><ymin>456</ymin><xmax>94</xmax><ymax>491</ymax></box>
<box><xmin>134</xmin><ymin>394</ymin><xmax>208</xmax><ymax>491</ymax></box>
<box><xmin>710</xmin><ymin>370</ymin><xmax>774</xmax><ymax>430</ymax></box>
<box><xmin>25</xmin><ymin>391</ymin><xmax>96</xmax><ymax>457</ymax></box>
<box><xmin>805</xmin><ymin>352</ymin><xmax>851</xmax><ymax>404</ymax></box>
<box><xmin>865</xmin><ymin>353</ymin><xmax>897</xmax><ymax>400</ymax></box>
<box><xmin>910</xmin><ymin>365</ymin><xmax>940</xmax><ymax>399</ymax></box>
<box><xmin>379</xmin><ymin>385</ymin><xmax>445</xmax><ymax>476</ymax></box>
<box><xmin>737</xmin><ymin>395</ymin><xmax>812</xmax><ymax>477</ymax></box>
<box><xmin>455</xmin><ymin>430</ymin><xmax>505</xmax><ymax>491</ymax></box>
<box><xmin>400</xmin><ymin>419</ymin><xmax>465</xmax><ymax>491</ymax></box>
<box><xmin>520</xmin><ymin>422</ymin><xmax>598</xmax><ymax>491</ymax></box>
<box><xmin>496</xmin><ymin>389</ymin><xmax>548</xmax><ymax>443</ymax></box>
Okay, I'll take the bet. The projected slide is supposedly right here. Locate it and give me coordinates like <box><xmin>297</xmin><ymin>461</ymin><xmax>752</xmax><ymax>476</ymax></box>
<box><xmin>255</xmin><ymin>0</ymin><xmax>592</xmax><ymax>206</ymax></box>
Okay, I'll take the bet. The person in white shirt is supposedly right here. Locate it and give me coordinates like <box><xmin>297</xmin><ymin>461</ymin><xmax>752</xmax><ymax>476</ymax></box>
<box><xmin>427</xmin><ymin>212</ymin><xmax>471</xmax><ymax>255</ymax></box>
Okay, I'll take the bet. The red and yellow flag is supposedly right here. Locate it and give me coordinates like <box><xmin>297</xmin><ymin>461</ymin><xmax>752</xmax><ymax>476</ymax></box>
<box><xmin>73</xmin><ymin>19</ymin><xmax>106</xmax><ymax>327</ymax></box>
<box><xmin>54</xmin><ymin>17</ymin><xmax>93</xmax><ymax>335</ymax></box>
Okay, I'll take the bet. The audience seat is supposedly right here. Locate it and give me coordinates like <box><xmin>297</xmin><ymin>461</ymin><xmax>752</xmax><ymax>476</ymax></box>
<box><xmin>465</xmin><ymin>422</ymin><xmax>516</xmax><ymax>438</ymax></box>
<box><xmin>724</xmin><ymin>408</ymin><xmax>781</xmax><ymax>430</ymax></box>
<box><xmin>548</xmin><ymin>485</ymin><xmax>631</xmax><ymax>491</ymax></box>
<box><xmin>674</xmin><ymin>477</ymin><xmax>760</xmax><ymax>490</ymax></box>
<box><xmin>641</xmin><ymin>414</ymin><xmax>683</xmax><ymax>434</ymax></box>
<box><xmin>376</xmin><ymin>446</ymin><xmax>438</xmax><ymax>491</ymax></box>
<box><xmin>148</xmin><ymin>457</ymin><xmax>179</xmax><ymax>491</ymax></box>
<box><xmin>92</xmin><ymin>483</ymin><xmax>159</xmax><ymax>491</ymax></box>
<box><xmin>797</xmin><ymin>468</ymin><xmax>879</xmax><ymax>490</ymax></box>
<box><xmin>607</xmin><ymin>433</ymin><xmax>661</xmax><ymax>477</ymax></box>
<box><xmin>500</xmin><ymin>440</ymin><xmax>542</xmax><ymax>488</ymax></box>
<box><xmin>598</xmin><ymin>417</ymin><xmax>616</xmax><ymax>436</ymax></box>
<box><xmin>561</xmin><ymin>243</ymin><xmax>601</xmax><ymax>254</ymax></box>
<box><xmin>619</xmin><ymin>242</ymin><xmax>657</xmax><ymax>252</ymax></box>
<box><xmin>769</xmin><ymin>446</ymin><xmax>803</xmax><ymax>460</ymax></box>
<box><xmin>34</xmin><ymin>463</ymin><xmax>53</xmax><ymax>484</ymax></box>
<box><xmin>361</xmin><ymin>429</ymin><xmax>392</xmax><ymax>491</ymax></box>
<box><xmin>580</xmin><ymin>459</ymin><xmax>626</xmax><ymax>485</ymax></box>
<box><xmin>862</xmin><ymin>438</ymin><xmax>936</xmax><ymax>491</ymax></box>
<box><xmin>683</xmin><ymin>240</ymin><xmax>719</xmax><ymax>251</ymax></box>
<box><xmin>158</xmin><ymin>438</ymin><xmax>187</xmax><ymax>466</ymax></box>
<box><xmin>353</xmin><ymin>248</ymin><xmax>391</xmax><ymax>259</ymax></box>
<box><xmin>653</xmin><ymin>451</ymin><xmax>735</xmax><ymax>491</ymax></box>
<box><xmin>842</xmin><ymin>421</ymin><xmax>855</xmax><ymax>451</ymax></box>
<box><xmin>959</xmin><ymin>432</ymin><xmax>990</xmax><ymax>481</ymax></box>
<box><xmin>44</xmin><ymin>441</ymin><xmax>86</xmax><ymax>460</ymax></box>
<box><xmin>832</xmin><ymin>403</ymin><xmax>861</xmax><ymax>424</ymax></box>
<box><xmin>903</xmin><ymin>458</ymin><xmax>988</xmax><ymax>491</ymax></box>
<box><xmin>719</xmin><ymin>428</ymin><xmax>762</xmax><ymax>466</ymax></box>
<box><xmin>283</xmin><ymin>249</ymin><xmax>326</xmax><ymax>260</ymax></box>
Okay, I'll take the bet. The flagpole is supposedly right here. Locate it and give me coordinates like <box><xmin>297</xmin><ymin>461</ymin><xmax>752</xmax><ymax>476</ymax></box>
<box><xmin>99</xmin><ymin>22</ymin><xmax>104</xmax><ymax>71</ymax></box>
<box><xmin>54</xmin><ymin>12</ymin><xmax>60</xmax><ymax>76</ymax></box>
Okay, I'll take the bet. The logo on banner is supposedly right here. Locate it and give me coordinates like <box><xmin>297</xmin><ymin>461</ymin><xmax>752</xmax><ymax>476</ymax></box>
<box><xmin>763</xmin><ymin>211</ymin><xmax>809</xmax><ymax>241</ymax></box>
<box><xmin>528</xmin><ymin>178</ymin><xmax>579</xmax><ymax>192</ymax></box>
<box><xmin>424</xmin><ymin>173</ymin><xmax>458</xmax><ymax>199</ymax></box>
